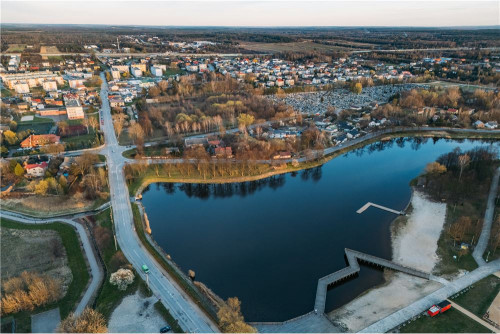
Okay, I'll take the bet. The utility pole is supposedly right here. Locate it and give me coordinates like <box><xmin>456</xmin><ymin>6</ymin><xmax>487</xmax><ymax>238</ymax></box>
<box><xmin>486</xmin><ymin>251</ymin><xmax>490</xmax><ymax>262</ymax></box>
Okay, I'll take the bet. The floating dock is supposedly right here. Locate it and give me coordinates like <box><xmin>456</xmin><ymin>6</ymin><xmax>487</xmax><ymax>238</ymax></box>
<box><xmin>356</xmin><ymin>202</ymin><xmax>404</xmax><ymax>215</ymax></box>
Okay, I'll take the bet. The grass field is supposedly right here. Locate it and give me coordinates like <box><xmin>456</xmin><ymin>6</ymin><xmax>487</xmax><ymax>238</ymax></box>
<box><xmin>7</xmin><ymin>44</ymin><xmax>26</xmax><ymax>52</ymax></box>
<box><xmin>238</xmin><ymin>40</ymin><xmax>348</xmax><ymax>53</ymax></box>
<box><xmin>0</xmin><ymin>219</ymin><xmax>89</xmax><ymax>333</ymax></box>
<box><xmin>17</xmin><ymin>116</ymin><xmax>55</xmax><ymax>134</ymax></box>
<box><xmin>452</xmin><ymin>275</ymin><xmax>500</xmax><ymax>318</ymax></box>
<box><xmin>400</xmin><ymin>308</ymin><xmax>491</xmax><ymax>333</ymax></box>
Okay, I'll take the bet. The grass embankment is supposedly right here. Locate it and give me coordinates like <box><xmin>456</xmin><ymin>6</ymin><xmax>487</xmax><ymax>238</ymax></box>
<box><xmin>0</xmin><ymin>219</ymin><xmax>89</xmax><ymax>333</ymax></box>
<box><xmin>131</xmin><ymin>203</ymin><xmax>219</xmax><ymax>325</ymax></box>
<box><xmin>0</xmin><ymin>196</ymin><xmax>109</xmax><ymax>218</ymax></box>
<box><xmin>154</xmin><ymin>301</ymin><xmax>184</xmax><ymax>333</ymax></box>
<box><xmin>452</xmin><ymin>275</ymin><xmax>500</xmax><ymax>318</ymax></box>
<box><xmin>399</xmin><ymin>308</ymin><xmax>491</xmax><ymax>333</ymax></box>
<box><xmin>91</xmin><ymin>208</ymin><xmax>151</xmax><ymax>320</ymax></box>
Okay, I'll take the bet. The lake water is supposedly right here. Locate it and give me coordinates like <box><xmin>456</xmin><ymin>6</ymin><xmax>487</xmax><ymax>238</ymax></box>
<box><xmin>142</xmin><ymin>137</ymin><xmax>498</xmax><ymax>322</ymax></box>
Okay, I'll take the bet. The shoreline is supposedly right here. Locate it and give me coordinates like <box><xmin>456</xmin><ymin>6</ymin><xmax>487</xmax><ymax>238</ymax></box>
<box><xmin>327</xmin><ymin>190</ymin><xmax>447</xmax><ymax>332</ymax></box>
<box><xmin>131</xmin><ymin>128</ymin><xmax>499</xmax><ymax>197</ymax></box>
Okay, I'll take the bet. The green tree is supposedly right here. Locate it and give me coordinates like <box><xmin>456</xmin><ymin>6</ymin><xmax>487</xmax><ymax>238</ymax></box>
<box><xmin>14</xmin><ymin>163</ymin><xmax>24</xmax><ymax>177</ymax></box>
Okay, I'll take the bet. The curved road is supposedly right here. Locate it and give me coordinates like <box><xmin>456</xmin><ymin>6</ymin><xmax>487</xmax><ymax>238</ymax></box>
<box><xmin>0</xmin><ymin>211</ymin><xmax>103</xmax><ymax>316</ymax></box>
<box><xmin>98</xmin><ymin>73</ymin><xmax>218</xmax><ymax>333</ymax></box>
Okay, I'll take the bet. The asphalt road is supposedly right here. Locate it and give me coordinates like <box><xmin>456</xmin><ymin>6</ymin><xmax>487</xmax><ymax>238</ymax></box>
<box><xmin>98</xmin><ymin>73</ymin><xmax>218</xmax><ymax>333</ymax></box>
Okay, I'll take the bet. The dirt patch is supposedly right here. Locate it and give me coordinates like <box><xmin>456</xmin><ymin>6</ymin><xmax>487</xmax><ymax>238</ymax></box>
<box><xmin>328</xmin><ymin>191</ymin><xmax>446</xmax><ymax>331</ymax></box>
<box><xmin>40</xmin><ymin>46</ymin><xmax>60</xmax><ymax>54</ymax></box>
<box><xmin>1</xmin><ymin>193</ymin><xmax>98</xmax><ymax>216</ymax></box>
<box><xmin>108</xmin><ymin>291</ymin><xmax>166</xmax><ymax>333</ymax></box>
<box><xmin>0</xmin><ymin>227</ymin><xmax>73</xmax><ymax>295</ymax></box>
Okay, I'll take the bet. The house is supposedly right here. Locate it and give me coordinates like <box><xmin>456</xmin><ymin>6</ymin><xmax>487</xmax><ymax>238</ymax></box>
<box><xmin>150</xmin><ymin>66</ymin><xmax>163</xmax><ymax>77</ymax></box>
<box><xmin>473</xmin><ymin>120</ymin><xmax>485</xmax><ymax>129</ymax></box>
<box><xmin>109</xmin><ymin>96</ymin><xmax>125</xmax><ymax>108</ymax></box>
<box><xmin>214</xmin><ymin>146</ymin><xmax>233</xmax><ymax>157</ymax></box>
<box><xmin>272</xmin><ymin>151</ymin><xmax>292</xmax><ymax>159</ymax></box>
<box><xmin>20</xmin><ymin>134</ymin><xmax>61</xmax><ymax>148</ymax></box>
<box><xmin>485</xmin><ymin>121</ymin><xmax>498</xmax><ymax>129</ymax></box>
<box><xmin>25</xmin><ymin>162</ymin><xmax>48</xmax><ymax>178</ymax></box>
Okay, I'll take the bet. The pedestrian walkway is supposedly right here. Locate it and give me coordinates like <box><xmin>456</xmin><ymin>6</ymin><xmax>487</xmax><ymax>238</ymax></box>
<box><xmin>447</xmin><ymin>300</ymin><xmax>498</xmax><ymax>333</ymax></box>
<box><xmin>356</xmin><ymin>202</ymin><xmax>404</xmax><ymax>215</ymax></box>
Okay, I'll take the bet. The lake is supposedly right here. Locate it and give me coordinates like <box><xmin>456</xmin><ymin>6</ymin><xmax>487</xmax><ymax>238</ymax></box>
<box><xmin>141</xmin><ymin>137</ymin><xmax>498</xmax><ymax>322</ymax></box>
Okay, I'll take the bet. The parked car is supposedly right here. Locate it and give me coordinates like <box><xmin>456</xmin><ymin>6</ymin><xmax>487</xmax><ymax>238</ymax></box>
<box><xmin>160</xmin><ymin>325</ymin><xmax>171</xmax><ymax>333</ymax></box>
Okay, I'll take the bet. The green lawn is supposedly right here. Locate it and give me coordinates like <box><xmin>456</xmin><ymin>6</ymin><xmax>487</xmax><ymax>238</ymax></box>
<box><xmin>0</xmin><ymin>218</ymin><xmax>89</xmax><ymax>332</ymax></box>
<box><xmin>92</xmin><ymin>208</ymin><xmax>152</xmax><ymax>320</ymax></box>
<box><xmin>400</xmin><ymin>308</ymin><xmax>491</xmax><ymax>333</ymax></box>
<box><xmin>17</xmin><ymin>116</ymin><xmax>55</xmax><ymax>134</ymax></box>
<box><xmin>452</xmin><ymin>275</ymin><xmax>500</xmax><ymax>317</ymax></box>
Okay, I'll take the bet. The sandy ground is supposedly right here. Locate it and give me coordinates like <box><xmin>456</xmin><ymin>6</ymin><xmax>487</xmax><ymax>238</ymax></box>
<box><xmin>108</xmin><ymin>291</ymin><xmax>166</xmax><ymax>333</ymax></box>
<box><xmin>328</xmin><ymin>191</ymin><xmax>446</xmax><ymax>332</ymax></box>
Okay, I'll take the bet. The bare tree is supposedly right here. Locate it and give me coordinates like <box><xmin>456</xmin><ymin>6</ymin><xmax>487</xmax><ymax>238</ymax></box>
<box><xmin>458</xmin><ymin>154</ymin><xmax>471</xmax><ymax>181</ymax></box>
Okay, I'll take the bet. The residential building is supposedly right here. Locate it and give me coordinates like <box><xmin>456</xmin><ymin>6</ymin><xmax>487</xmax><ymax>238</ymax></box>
<box><xmin>25</xmin><ymin>162</ymin><xmax>48</xmax><ymax>178</ymax></box>
<box><xmin>65</xmin><ymin>98</ymin><xmax>84</xmax><ymax>119</ymax></box>
<box><xmin>20</xmin><ymin>134</ymin><xmax>61</xmax><ymax>148</ymax></box>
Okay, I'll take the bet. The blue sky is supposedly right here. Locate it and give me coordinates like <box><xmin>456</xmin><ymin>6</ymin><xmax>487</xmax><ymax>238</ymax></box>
<box><xmin>2</xmin><ymin>1</ymin><xmax>499</xmax><ymax>27</ymax></box>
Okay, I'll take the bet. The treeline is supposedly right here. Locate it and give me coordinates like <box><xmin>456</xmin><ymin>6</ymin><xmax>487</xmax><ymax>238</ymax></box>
<box><xmin>373</xmin><ymin>87</ymin><xmax>500</xmax><ymax>127</ymax></box>
<box><xmin>421</xmin><ymin>146</ymin><xmax>497</xmax><ymax>202</ymax></box>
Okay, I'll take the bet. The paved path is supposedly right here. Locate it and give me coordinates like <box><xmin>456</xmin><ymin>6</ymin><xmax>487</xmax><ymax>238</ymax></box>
<box><xmin>0</xmin><ymin>212</ymin><xmax>103</xmax><ymax>316</ymax></box>
<box><xmin>448</xmin><ymin>299</ymin><xmax>498</xmax><ymax>332</ymax></box>
<box><xmin>360</xmin><ymin>259</ymin><xmax>500</xmax><ymax>333</ymax></box>
<box><xmin>356</xmin><ymin>202</ymin><xmax>404</xmax><ymax>215</ymax></box>
<box><xmin>473</xmin><ymin>167</ymin><xmax>500</xmax><ymax>266</ymax></box>
<box><xmin>31</xmin><ymin>308</ymin><xmax>61</xmax><ymax>333</ymax></box>
<box><xmin>98</xmin><ymin>73</ymin><xmax>218</xmax><ymax>333</ymax></box>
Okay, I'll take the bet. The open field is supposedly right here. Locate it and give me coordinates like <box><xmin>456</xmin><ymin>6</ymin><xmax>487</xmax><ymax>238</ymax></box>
<box><xmin>0</xmin><ymin>219</ymin><xmax>89</xmax><ymax>333</ymax></box>
<box><xmin>238</xmin><ymin>40</ymin><xmax>348</xmax><ymax>53</ymax></box>
<box><xmin>40</xmin><ymin>45</ymin><xmax>60</xmax><ymax>54</ymax></box>
<box><xmin>7</xmin><ymin>44</ymin><xmax>26</xmax><ymax>52</ymax></box>
<box><xmin>0</xmin><ymin>227</ymin><xmax>72</xmax><ymax>292</ymax></box>
<box><xmin>17</xmin><ymin>116</ymin><xmax>55</xmax><ymax>134</ymax></box>
<box><xmin>399</xmin><ymin>308</ymin><xmax>491</xmax><ymax>333</ymax></box>
<box><xmin>452</xmin><ymin>275</ymin><xmax>500</xmax><ymax>318</ymax></box>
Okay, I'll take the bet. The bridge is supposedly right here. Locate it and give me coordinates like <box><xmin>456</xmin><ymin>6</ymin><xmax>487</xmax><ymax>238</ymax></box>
<box><xmin>314</xmin><ymin>248</ymin><xmax>430</xmax><ymax>313</ymax></box>
<box><xmin>356</xmin><ymin>202</ymin><xmax>405</xmax><ymax>215</ymax></box>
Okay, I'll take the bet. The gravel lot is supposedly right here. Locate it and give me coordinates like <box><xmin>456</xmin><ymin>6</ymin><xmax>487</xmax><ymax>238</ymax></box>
<box><xmin>108</xmin><ymin>291</ymin><xmax>166</xmax><ymax>333</ymax></box>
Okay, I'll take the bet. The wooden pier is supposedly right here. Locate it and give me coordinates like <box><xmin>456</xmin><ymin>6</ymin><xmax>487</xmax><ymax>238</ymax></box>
<box><xmin>356</xmin><ymin>202</ymin><xmax>405</xmax><ymax>215</ymax></box>
<box><xmin>314</xmin><ymin>248</ymin><xmax>430</xmax><ymax>313</ymax></box>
